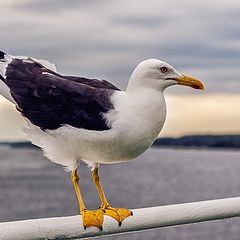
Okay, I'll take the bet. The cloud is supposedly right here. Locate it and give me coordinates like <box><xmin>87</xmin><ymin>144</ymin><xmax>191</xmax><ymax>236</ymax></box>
<box><xmin>0</xmin><ymin>0</ymin><xmax>240</xmax><ymax>139</ymax></box>
<box><xmin>162</xmin><ymin>94</ymin><xmax>240</xmax><ymax>136</ymax></box>
<box><xmin>0</xmin><ymin>0</ymin><xmax>240</xmax><ymax>92</ymax></box>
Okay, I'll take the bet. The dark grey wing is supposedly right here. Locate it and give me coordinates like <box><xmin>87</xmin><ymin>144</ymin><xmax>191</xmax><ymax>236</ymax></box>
<box><xmin>64</xmin><ymin>76</ymin><xmax>121</xmax><ymax>91</ymax></box>
<box><xmin>5</xmin><ymin>59</ymin><xmax>116</xmax><ymax>131</ymax></box>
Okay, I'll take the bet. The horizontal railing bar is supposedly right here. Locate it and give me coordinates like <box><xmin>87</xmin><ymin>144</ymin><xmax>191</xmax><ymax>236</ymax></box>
<box><xmin>1</xmin><ymin>197</ymin><xmax>240</xmax><ymax>240</ymax></box>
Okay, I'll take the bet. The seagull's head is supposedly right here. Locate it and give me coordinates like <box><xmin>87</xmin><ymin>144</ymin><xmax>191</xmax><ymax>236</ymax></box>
<box><xmin>127</xmin><ymin>59</ymin><xmax>204</xmax><ymax>92</ymax></box>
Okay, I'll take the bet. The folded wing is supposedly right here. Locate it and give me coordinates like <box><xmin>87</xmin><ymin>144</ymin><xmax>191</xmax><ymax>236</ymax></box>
<box><xmin>4</xmin><ymin>58</ymin><xmax>119</xmax><ymax>131</ymax></box>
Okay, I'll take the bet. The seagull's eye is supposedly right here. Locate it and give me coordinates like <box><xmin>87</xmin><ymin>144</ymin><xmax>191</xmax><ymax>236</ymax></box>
<box><xmin>159</xmin><ymin>67</ymin><xmax>168</xmax><ymax>73</ymax></box>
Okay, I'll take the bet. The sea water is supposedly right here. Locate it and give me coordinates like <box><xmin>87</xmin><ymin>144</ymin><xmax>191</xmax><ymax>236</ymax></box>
<box><xmin>0</xmin><ymin>146</ymin><xmax>240</xmax><ymax>240</ymax></box>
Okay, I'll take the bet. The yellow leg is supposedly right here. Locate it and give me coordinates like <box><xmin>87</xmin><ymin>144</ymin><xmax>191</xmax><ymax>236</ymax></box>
<box><xmin>92</xmin><ymin>167</ymin><xmax>133</xmax><ymax>226</ymax></box>
<box><xmin>71</xmin><ymin>169</ymin><xmax>104</xmax><ymax>230</ymax></box>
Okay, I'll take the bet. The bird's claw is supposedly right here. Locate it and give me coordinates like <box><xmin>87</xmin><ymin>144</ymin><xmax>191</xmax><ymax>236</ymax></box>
<box><xmin>81</xmin><ymin>209</ymin><xmax>104</xmax><ymax>230</ymax></box>
<box><xmin>101</xmin><ymin>206</ymin><xmax>133</xmax><ymax>225</ymax></box>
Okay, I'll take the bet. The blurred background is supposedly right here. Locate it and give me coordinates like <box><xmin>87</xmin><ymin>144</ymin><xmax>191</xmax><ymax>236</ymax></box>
<box><xmin>0</xmin><ymin>1</ymin><xmax>240</xmax><ymax>239</ymax></box>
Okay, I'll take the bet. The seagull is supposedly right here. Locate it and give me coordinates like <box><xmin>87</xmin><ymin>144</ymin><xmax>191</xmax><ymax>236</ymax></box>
<box><xmin>0</xmin><ymin>51</ymin><xmax>204</xmax><ymax>230</ymax></box>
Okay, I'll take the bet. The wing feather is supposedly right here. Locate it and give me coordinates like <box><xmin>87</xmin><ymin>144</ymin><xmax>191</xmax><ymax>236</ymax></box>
<box><xmin>5</xmin><ymin>59</ymin><xmax>117</xmax><ymax>131</ymax></box>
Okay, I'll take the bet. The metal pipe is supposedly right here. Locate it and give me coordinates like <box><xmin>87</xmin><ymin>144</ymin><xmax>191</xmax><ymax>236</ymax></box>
<box><xmin>1</xmin><ymin>197</ymin><xmax>240</xmax><ymax>240</ymax></box>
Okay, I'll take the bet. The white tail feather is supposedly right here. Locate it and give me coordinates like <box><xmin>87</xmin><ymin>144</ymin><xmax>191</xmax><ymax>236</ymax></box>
<box><xmin>0</xmin><ymin>53</ymin><xmax>15</xmax><ymax>103</ymax></box>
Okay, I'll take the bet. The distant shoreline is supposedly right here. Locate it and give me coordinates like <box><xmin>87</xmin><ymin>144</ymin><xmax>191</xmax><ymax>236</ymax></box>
<box><xmin>1</xmin><ymin>135</ymin><xmax>240</xmax><ymax>150</ymax></box>
<box><xmin>153</xmin><ymin>135</ymin><xmax>240</xmax><ymax>149</ymax></box>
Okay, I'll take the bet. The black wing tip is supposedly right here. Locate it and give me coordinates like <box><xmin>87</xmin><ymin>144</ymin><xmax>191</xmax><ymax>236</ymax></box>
<box><xmin>0</xmin><ymin>51</ymin><xmax>5</xmax><ymax>59</ymax></box>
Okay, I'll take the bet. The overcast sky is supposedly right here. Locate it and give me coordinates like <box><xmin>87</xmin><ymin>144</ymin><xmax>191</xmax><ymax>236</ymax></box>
<box><xmin>0</xmin><ymin>0</ymin><xmax>240</xmax><ymax>140</ymax></box>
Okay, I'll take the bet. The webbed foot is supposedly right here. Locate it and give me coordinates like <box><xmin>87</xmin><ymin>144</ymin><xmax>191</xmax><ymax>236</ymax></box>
<box><xmin>101</xmin><ymin>205</ymin><xmax>133</xmax><ymax>226</ymax></box>
<box><xmin>81</xmin><ymin>208</ymin><xmax>104</xmax><ymax>230</ymax></box>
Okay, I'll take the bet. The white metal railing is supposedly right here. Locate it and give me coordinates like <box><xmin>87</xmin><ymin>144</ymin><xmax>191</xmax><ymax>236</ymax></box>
<box><xmin>1</xmin><ymin>197</ymin><xmax>240</xmax><ymax>240</ymax></box>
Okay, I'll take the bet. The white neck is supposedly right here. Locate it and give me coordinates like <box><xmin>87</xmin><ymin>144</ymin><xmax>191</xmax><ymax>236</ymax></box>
<box><xmin>108</xmin><ymin>86</ymin><xmax>166</xmax><ymax>139</ymax></box>
<box><xmin>125</xmin><ymin>88</ymin><xmax>166</xmax><ymax>134</ymax></box>
<box><xmin>121</xmin><ymin>66</ymin><xmax>167</xmax><ymax>137</ymax></box>
<box><xmin>104</xmin><ymin>80</ymin><xmax>167</xmax><ymax>160</ymax></box>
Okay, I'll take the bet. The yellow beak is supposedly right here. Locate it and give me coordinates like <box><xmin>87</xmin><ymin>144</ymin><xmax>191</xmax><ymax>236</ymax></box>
<box><xmin>173</xmin><ymin>75</ymin><xmax>204</xmax><ymax>90</ymax></box>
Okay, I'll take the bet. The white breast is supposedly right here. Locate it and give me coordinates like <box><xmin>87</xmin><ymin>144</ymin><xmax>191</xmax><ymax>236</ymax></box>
<box><xmin>103</xmin><ymin>89</ymin><xmax>167</xmax><ymax>160</ymax></box>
